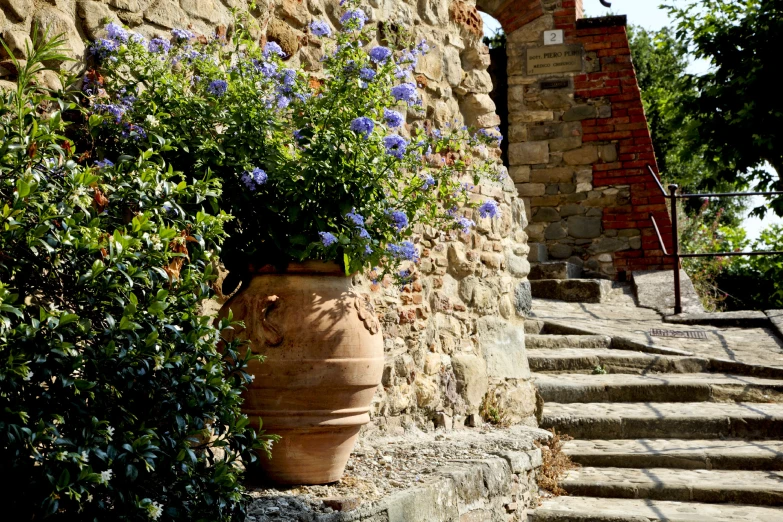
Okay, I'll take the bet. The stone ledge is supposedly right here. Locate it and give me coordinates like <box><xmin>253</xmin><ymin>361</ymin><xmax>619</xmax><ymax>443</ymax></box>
<box><xmin>767</xmin><ymin>310</ymin><xmax>783</xmax><ymax>341</ymax></box>
<box><xmin>575</xmin><ymin>15</ymin><xmax>628</xmax><ymax>30</ymax></box>
<box><xmin>663</xmin><ymin>311</ymin><xmax>770</xmax><ymax>328</ymax></box>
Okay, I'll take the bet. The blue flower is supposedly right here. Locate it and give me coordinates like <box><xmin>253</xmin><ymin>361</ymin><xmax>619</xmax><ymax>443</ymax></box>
<box><xmin>421</xmin><ymin>175</ymin><xmax>435</xmax><ymax>189</ymax></box>
<box><xmin>346</xmin><ymin>209</ymin><xmax>365</xmax><ymax>226</ymax></box>
<box><xmin>255</xmin><ymin>60</ymin><xmax>278</xmax><ymax>77</ymax></box>
<box><xmin>148</xmin><ymin>37</ymin><xmax>171</xmax><ymax>53</ymax></box>
<box><xmin>388</xmin><ymin>210</ymin><xmax>408</xmax><ymax>231</ymax></box>
<box><xmin>397</xmin><ymin>50</ymin><xmax>418</xmax><ymax>68</ymax></box>
<box><xmin>319</xmin><ymin>232</ymin><xmax>338</xmax><ymax>247</ymax></box>
<box><xmin>241</xmin><ymin>167</ymin><xmax>268</xmax><ymax>191</ymax></box>
<box><xmin>455</xmin><ymin>216</ymin><xmax>475</xmax><ymax>234</ymax></box>
<box><xmin>310</xmin><ymin>20</ymin><xmax>331</xmax><ymax>37</ymax></box>
<box><xmin>416</xmin><ymin>39</ymin><xmax>430</xmax><ymax>54</ymax></box>
<box><xmin>90</xmin><ymin>38</ymin><xmax>120</xmax><ymax>58</ymax></box>
<box><xmin>365</xmin><ymin>245</ymin><xmax>373</xmax><ymax>255</ymax></box>
<box><xmin>281</xmin><ymin>68</ymin><xmax>296</xmax><ymax>86</ymax></box>
<box><xmin>252</xmin><ymin>167</ymin><xmax>268</xmax><ymax>185</ymax></box>
<box><xmin>387</xmin><ymin>240</ymin><xmax>418</xmax><ymax>261</ymax></box>
<box><xmin>359</xmin><ymin>228</ymin><xmax>371</xmax><ymax>239</ymax></box>
<box><xmin>383</xmin><ymin>109</ymin><xmax>404</xmax><ymax>128</ymax></box>
<box><xmin>384</xmin><ymin>134</ymin><xmax>408</xmax><ymax>159</ymax></box>
<box><xmin>207</xmin><ymin>79</ymin><xmax>228</xmax><ymax>96</ymax></box>
<box><xmin>478</xmin><ymin>200</ymin><xmax>500</xmax><ymax>219</ymax></box>
<box><xmin>94</xmin><ymin>103</ymin><xmax>126</xmax><ymax>123</ymax></box>
<box><xmin>340</xmin><ymin>9</ymin><xmax>367</xmax><ymax>31</ymax></box>
<box><xmin>263</xmin><ymin>41</ymin><xmax>286</xmax><ymax>58</ymax></box>
<box><xmin>350</xmin><ymin>117</ymin><xmax>375</xmax><ymax>139</ymax></box>
<box><xmin>94</xmin><ymin>159</ymin><xmax>114</xmax><ymax>169</ymax></box>
<box><xmin>369</xmin><ymin>46</ymin><xmax>392</xmax><ymax>64</ymax></box>
<box><xmin>293</xmin><ymin>129</ymin><xmax>304</xmax><ymax>141</ymax></box>
<box><xmin>359</xmin><ymin>68</ymin><xmax>376</xmax><ymax>81</ymax></box>
<box><xmin>171</xmin><ymin>28</ymin><xmax>194</xmax><ymax>41</ymax></box>
<box><xmin>391</xmin><ymin>83</ymin><xmax>417</xmax><ymax>104</ymax></box>
<box><xmin>106</xmin><ymin>22</ymin><xmax>129</xmax><ymax>43</ymax></box>
<box><xmin>277</xmin><ymin>95</ymin><xmax>291</xmax><ymax>108</ymax></box>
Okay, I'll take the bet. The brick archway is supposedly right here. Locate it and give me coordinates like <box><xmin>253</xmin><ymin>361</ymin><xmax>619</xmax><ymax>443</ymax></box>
<box><xmin>475</xmin><ymin>0</ymin><xmax>673</xmax><ymax>278</ymax></box>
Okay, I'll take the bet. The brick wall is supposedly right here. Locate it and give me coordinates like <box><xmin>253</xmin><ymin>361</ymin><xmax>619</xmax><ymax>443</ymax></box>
<box><xmin>480</xmin><ymin>0</ymin><xmax>673</xmax><ymax>278</ymax></box>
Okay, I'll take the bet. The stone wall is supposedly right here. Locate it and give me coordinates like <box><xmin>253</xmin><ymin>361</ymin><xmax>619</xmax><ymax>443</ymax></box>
<box><xmin>1</xmin><ymin>0</ymin><xmax>537</xmax><ymax>429</ymax></box>
<box><xmin>479</xmin><ymin>0</ymin><xmax>673</xmax><ymax>279</ymax></box>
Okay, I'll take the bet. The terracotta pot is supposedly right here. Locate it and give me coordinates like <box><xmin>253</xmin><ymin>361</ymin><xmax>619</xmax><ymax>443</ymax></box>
<box><xmin>218</xmin><ymin>261</ymin><xmax>384</xmax><ymax>485</ymax></box>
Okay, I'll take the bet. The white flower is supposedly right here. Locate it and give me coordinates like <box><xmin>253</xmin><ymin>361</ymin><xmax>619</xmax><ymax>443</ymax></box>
<box><xmin>106</xmin><ymin>426</ymin><xmax>115</xmax><ymax>440</ymax></box>
<box><xmin>100</xmin><ymin>469</ymin><xmax>113</xmax><ymax>484</ymax></box>
<box><xmin>23</xmin><ymin>370</ymin><xmax>33</xmax><ymax>381</ymax></box>
<box><xmin>81</xmin><ymin>451</ymin><xmax>89</xmax><ymax>462</ymax></box>
<box><xmin>148</xmin><ymin>501</ymin><xmax>163</xmax><ymax>520</ymax></box>
<box><xmin>145</xmin><ymin>114</ymin><xmax>160</xmax><ymax>128</ymax></box>
<box><xmin>86</xmin><ymin>494</ymin><xmax>93</xmax><ymax>503</ymax></box>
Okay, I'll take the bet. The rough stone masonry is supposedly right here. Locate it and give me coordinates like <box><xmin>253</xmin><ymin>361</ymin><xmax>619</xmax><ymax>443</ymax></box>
<box><xmin>0</xmin><ymin>0</ymin><xmax>538</xmax><ymax>430</ymax></box>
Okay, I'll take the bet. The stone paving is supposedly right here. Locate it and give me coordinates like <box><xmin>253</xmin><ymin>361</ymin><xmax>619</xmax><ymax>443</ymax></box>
<box><xmin>530</xmin><ymin>288</ymin><xmax>783</xmax><ymax>369</ymax></box>
<box><xmin>533</xmin><ymin>496</ymin><xmax>783</xmax><ymax>521</ymax></box>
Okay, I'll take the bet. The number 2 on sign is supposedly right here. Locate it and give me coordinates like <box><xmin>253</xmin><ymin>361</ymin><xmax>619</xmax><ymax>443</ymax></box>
<box><xmin>544</xmin><ymin>30</ymin><xmax>564</xmax><ymax>45</ymax></box>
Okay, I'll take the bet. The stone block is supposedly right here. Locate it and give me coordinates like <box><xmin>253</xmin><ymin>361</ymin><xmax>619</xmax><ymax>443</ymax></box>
<box><xmin>443</xmin><ymin>45</ymin><xmax>463</xmax><ymax>87</ymax></box>
<box><xmin>563</xmin><ymin>104</ymin><xmax>597</xmax><ymax>121</ymax></box>
<box><xmin>559</xmin><ymin>204</ymin><xmax>584</xmax><ymax>218</ymax></box>
<box><xmin>1</xmin><ymin>0</ymin><xmax>31</xmax><ymax>23</ymax></box>
<box><xmin>514</xmin><ymin>280</ymin><xmax>532</xmax><ymax>316</ymax></box>
<box><xmin>451</xmin><ymin>354</ymin><xmax>488</xmax><ymax>412</ymax></box>
<box><xmin>545</xmin><ymin>222</ymin><xmax>567</xmax><ymax>240</ymax></box>
<box><xmin>477</xmin><ymin>317</ymin><xmax>530</xmax><ymax>379</ymax></box>
<box><xmin>567</xmin><ymin>216</ymin><xmax>602</xmax><ymax>239</ymax></box>
<box><xmin>507</xmin><ymin>14</ymin><xmax>553</xmax><ymax>43</ymax></box>
<box><xmin>563</xmin><ymin>145</ymin><xmax>599</xmax><ymax>165</ymax></box>
<box><xmin>599</xmin><ymin>144</ymin><xmax>618</xmax><ymax>162</ymax></box>
<box><xmin>181</xmin><ymin>0</ymin><xmax>222</xmax><ymax>23</ymax></box>
<box><xmin>549</xmin><ymin>243</ymin><xmax>574</xmax><ymax>259</ymax></box>
<box><xmin>529</xmin><ymin>261</ymin><xmax>582</xmax><ymax>281</ymax></box>
<box><xmin>550</xmin><ymin>136</ymin><xmax>582</xmax><ymax>152</ymax></box>
<box><xmin>509</xmin><ymin>142</ymin><xmax>549</xmax><ymax>165</ymax></box>
<box><xmin>530</xmin><ymin>167</ymin><xmax>573</xmax><ymax>183</ymax></box>
<box><xmin>530</xmin><ymin>279</ymin><xmax>611</xmax><ymax>303</ymax></box>
<box><xmin>589</xmin><ymin>237</ymin><xmax>628</xmax><ymax>253</ymax></box>
<box><xmin>144</xmin><ymin>0</ymin><xmax>189</xmax><ymax>30</ymax></box>
<box><xmin>460</xmin><ymin>69</ymin><xmax>493</xmax><ymax>93</ymax></box>
<box><xmin>461</xmin><ymin>43</ymin><xmax>490</xmax><ymax>71</ymax></box>
<box><xmin>0</xmin><ymin>31</ymin><xmax>31</xmax><ymax>59</ymax></box>
<box><xmin>532</xmin><ymin>207</ymin><xmax>560</xmax><ymax>222</ymax></box>
<box><xmin>508</xmin><ymin>123</ymin><xmax>528</xmax><ymax>142</ymax></box>
<box><xmin>514</xmin><ymin>110</ymin><xmax>554</xmax><ymax>123</ymax></box>
<box><xmin>527</xmin><ymin>243</ymin><xmax>548</xmax><ymax>263</ymax></box>
<box><xmin>516</xmin><ymin>183</ymin><xmax>546</xmax><ymax>197</ymax></box>
<box><xmin>510</xmin><ymin>165</ymin><xmax>531</xmax><ymax>183</ymax></box>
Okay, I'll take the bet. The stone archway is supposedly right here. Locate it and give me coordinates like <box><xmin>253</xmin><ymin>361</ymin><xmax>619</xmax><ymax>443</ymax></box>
<box><xmin>473</xmin><ymin>0</ymin><xmax>673</xmax><ymax>279</ymax></box>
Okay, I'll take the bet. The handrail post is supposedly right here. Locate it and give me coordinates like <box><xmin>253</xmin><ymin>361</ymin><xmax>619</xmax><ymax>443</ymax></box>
<box><xmin>669</xmin><ymin>184</ymin><xmax>682</xmax><ymax>314</ymax></box>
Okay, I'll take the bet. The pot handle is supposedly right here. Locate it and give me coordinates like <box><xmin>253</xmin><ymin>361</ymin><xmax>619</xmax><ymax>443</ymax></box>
<box><xmin>261</xmin><ymin>295</ymin><xmax>284</xmax><ymax>347</ymax></box>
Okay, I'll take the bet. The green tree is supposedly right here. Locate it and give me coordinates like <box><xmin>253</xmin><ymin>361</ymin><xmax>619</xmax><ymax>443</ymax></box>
<box><xmin>666</xmin><ymin>0</ymin><xmax>783</xmax><ymax>216</ymax></box>
<box><xmin>628</xmin><ymin>24</ymin><xmax>744</xmax><ymax>224</ymax></box>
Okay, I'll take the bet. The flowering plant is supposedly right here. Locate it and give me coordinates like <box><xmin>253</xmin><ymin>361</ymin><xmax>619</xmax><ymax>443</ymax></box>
<box><xmin>0</xmin><ymin>32</ymin><xmax>272</xmax><ymax>521</ymax></box>
<box><xmin>85</xmin><ymin>1</ymin><xmax>503</xmax><ymax>286</ymax></box>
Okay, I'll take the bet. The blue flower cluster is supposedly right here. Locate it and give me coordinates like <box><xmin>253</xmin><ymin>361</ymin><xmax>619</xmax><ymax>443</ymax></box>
<box><xmin>391</xmin><ymin>83</ymin><xmax>417</xmax><ymax>105</ymax></box>
<box><xmin>94</xmin><ymin>159</ymin><xmax>114</xmax><ymax>169</ymax></box>
<box><xmin>310</xmin><ymin>20</ymin><xmax>331</xmax><ymax>37</ymax></box>
<box><xmin>346</xmin><ymin>209</ymin><xmax>365</xmax><ymax>226</ymax></box>
<box><xmin>384</xmin><ymin>135</ymin><xmax>408</xmax><ymax>159</ymax></box>
<box><xmin>455</xmin><ymin>216</ymin><xmax>476</xmax><ymax>234</ymax></box>
<box><xmin>350</xmin><ymin>117</ymin><xmax>375</xmax><ymax>139</ymax></box>
<box><xmin>207</xmin><ymin>79</ymin><xmax>228</xmax><ymax>96</ymax></box>
<box><xmin>384</xmin><ymin>109</ymin><xmax>404</xmax><ymax>128</ymax></box>
<box><xmin>263</xmin><ymin>42</ymin><xmax>286</xmax><ymax>59</ymax></box>
<box><xmin>387</xmin><ymin>241</ymin><xmax>418</xmax><ymax>261</ymax></box>
<box><xmin>359</xmin><ymin>68</ymin><xmax>376</xmax><ymax>82</ymax></box>
<box><xmin>369</xmin><ymin>46</ymin><xmax>392</xmax><ymax>64</ymax></box>
<box><xmin>172</xmin><ymin>28</ymin><xmax>194</xmax><ymax>41</ymax></box>
<box><xmin>478</xmin><ymin>200</ymin><xmax>500</xmax><ymax>219</ymax></box>
<box><xmin>388</xmin><ymin>210</ymin><xmax>408</xmax><ymax>231</ymax></box>
<box><xmin>106</xmin><ymin>22</ymin><xmax>129</xmax><ymax>43</ymax></box>
<box><xmin>340</xmin><ymin>9</ymin><xmax>368</xmax><ymax>31</ymax></box>
<box><xmin>319</xmin><ymin>231</ymin><xmax>338</xmax><ymax>247</ymax></box>
<box><xmin>241</xmin><ymin>167</ymin><xmax>268</xmax><ymax>191</ymax></box>
<box><xmin>148</xmin><ymin>37</ymin><xmax>171</xmax><ymax>54</ymax></box>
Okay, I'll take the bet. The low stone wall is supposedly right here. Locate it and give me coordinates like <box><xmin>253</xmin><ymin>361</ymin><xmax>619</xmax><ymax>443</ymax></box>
<box><xmin>3</xmin><ymin>0</ymin><xmax>536</xmax><ymax>429</ymax></box>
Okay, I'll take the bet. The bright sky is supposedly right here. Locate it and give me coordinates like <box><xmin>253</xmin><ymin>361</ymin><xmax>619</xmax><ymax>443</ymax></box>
<box><xmin>480</xmin><ymin>1</ymin><xmax>781</xmax><ymax>242</ymax></box>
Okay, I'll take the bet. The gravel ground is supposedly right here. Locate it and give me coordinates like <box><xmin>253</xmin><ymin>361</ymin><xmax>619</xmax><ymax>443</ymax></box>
<box><xmin>245</xmin><ymin>423</ymin><xmax>549</xmax><ymax>521</ymax></box>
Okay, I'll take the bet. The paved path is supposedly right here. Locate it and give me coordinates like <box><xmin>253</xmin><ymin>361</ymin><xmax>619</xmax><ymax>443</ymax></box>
<box><xmin>531</xmin><ymin>287</ymin><xmax>783</xmax><ymax>369</ymax></box>
<box><xmin>527</xmin><ymin>285</ymin><xmax>783</xmax><ymax>521</ymax></box>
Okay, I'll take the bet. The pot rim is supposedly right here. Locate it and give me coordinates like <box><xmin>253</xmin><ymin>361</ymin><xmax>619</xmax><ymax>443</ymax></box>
<box><xmin>248</xmin><ymin>260</ymin><xmax>349</xmax><ymax>276</ymax></box>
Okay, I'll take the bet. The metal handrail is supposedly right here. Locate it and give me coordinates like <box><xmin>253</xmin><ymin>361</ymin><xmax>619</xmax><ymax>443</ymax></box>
<box><xmin>646</xmin><ymin>164</ymin><xmax>783</xmax><ymax>314</ymax></box>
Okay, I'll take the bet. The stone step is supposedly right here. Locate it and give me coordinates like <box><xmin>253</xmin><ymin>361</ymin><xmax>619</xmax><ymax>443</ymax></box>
<box><xmin>559</xmin><ymin>467</ymin><xmax>783</xmax><ymax>506</ymax></box>
<box><xmin>530</xmin><ymin>279</ymin><xmax>612</xmax><ymax>304</ymax></box>
<box><xmin>525</xmin><ymin>334</ymin><xmax>612</xmax><ymax>350</ymax></box>
<box><xmin>541</xmin><ymin>402</ymin><xmax>783</xmax><ymax>439</ymax></box>
<box><xmin>563</xmin><ymin>439</ymin><xmax>783</xmax><ymax>470</ymax></box>
<box><xmin>527</xmin><ymin>348</ymin><xmax>711</xmax><ymax>375</ymax></box>
<box><xmin>531</xmin><ymin>496</ymin><xmax>783</xmax><ymax>521</ymax></box>
<box><xmin>534</xmin><ymin>373</ymin><xmax>783</xmax><ymax>403</ymax></box>
<box><xmin>528</xmin><ymin>261</ymin><xmax>583</xmax><ymax>281</ymax></box>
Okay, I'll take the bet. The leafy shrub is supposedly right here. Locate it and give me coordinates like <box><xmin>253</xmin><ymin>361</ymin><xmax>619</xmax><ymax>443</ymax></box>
<box><xmin>0</xmin><ymin>32</ymin><xmax>268</xmax><ymax>521</ymax></box>
<box><xmin>719</xmin><ymin>224</ymin><xmax>783</xmax><ymax>310</ymax></box>
<box><xmin>83</xmin><ymin>2</ymin><xmax>503</xmax><ymax>289</ymax></box>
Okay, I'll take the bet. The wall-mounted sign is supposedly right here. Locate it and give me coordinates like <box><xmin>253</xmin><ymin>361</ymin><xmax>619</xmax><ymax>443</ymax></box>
<box><xmin>543</xmin><ymin>30</ymin><xmax>564</xmax><ymax>45</ymax></box>
<box><xmin>540</xmin><ymin>79</ymin><xmax>570</xmax><ymax>90</ymax></box>
<box><xmin>527</xmin><ymin>45</ymin><xmax>583</xmax><ymax>75</ymax></box>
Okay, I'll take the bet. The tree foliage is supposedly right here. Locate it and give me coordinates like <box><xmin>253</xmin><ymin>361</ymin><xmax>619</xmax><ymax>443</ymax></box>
<box><xmin>666</xmin><ymin>0</ymin><xmax>783</xmax><ymax>216</ymax></box>
<box><xmin>0</xmin><ymin>30</ymin><xmax>269</xmax><ymax>521</ymax></box>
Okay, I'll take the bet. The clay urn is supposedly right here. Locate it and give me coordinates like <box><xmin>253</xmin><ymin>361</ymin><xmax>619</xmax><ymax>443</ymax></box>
<box><xmin>218</xmin><ymin>261</ymin><xmax>384</xmax><ymax>484</ymax></box>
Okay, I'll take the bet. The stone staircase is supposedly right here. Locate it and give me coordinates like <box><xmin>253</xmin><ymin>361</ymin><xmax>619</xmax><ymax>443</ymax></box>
<box><xmin>526</xmin><ymin>320</ymin><xmax>783</xmax><ymax>521</ymax></box>
<box><xmin>528</xmin><ymin>261</ymin><xmax>613</xmax><ymax>304</ymax></box>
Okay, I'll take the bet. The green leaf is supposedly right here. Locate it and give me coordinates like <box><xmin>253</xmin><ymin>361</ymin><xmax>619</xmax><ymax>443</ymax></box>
<box><xmin>57</xmin><ymin>314</ymin><xmax>79</xmax><ymax>327</ymax></box>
